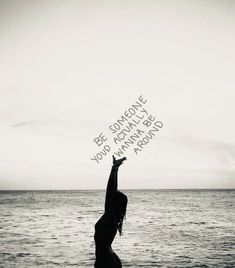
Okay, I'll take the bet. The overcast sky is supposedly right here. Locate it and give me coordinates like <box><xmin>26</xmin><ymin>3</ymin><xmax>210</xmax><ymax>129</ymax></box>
<box><xmin>0</xmin><ymin>0</ymin><xmax>235</xmax><ymax>190</ymax></box>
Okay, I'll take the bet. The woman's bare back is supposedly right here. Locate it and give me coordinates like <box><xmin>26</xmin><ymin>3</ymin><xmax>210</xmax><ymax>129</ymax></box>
<box><xmin>94</xmin><ymin>214</ymin><xmax>117</xmax><ymax>250</ymax></box>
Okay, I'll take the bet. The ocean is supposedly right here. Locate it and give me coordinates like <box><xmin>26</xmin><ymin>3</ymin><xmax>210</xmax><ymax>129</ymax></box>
<box><xmin>0</xmin><ymin>190</ymin><xmax>234</xmax><ymax>268</ymax></box>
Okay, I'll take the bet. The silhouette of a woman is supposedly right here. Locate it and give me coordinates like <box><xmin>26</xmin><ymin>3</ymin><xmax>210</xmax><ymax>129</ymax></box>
<box><xmin>94</xmin><ymin>156</ymin><xmax>128</xmax><ymax>268</ymax></box>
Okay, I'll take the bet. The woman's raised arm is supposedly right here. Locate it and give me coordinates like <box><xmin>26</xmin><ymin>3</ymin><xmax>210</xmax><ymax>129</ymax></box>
<box><xmin>104</xmin><ymin>156</ymin><xmax>126</xmax><ymax>214</ymax></box>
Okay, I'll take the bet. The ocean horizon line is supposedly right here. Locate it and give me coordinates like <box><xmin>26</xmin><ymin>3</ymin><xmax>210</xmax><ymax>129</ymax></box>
<box><xmin>0</xmin><ymin>188</ymin><xmax>234</xmax><ymax>191</ymax></box>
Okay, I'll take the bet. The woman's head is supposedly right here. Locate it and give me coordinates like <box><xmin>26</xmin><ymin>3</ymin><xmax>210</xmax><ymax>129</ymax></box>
<box><xmin>114</xmin><ymin>191</ymin><xmax>128</xmax><ymax>235</ymax></box>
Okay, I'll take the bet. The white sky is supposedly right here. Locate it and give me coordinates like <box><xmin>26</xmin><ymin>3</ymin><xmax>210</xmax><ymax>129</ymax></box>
<box><xmin>0</xmin><ymin>0</ymin><xmax>235</xmax><ymax>189</ymax></box>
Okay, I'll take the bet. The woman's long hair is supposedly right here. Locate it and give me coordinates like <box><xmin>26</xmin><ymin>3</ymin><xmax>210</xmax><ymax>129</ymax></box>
<box><xmin>115</xmin><ymin>191</ymin><xmax>128</xmax><ymax>235</ymax></box>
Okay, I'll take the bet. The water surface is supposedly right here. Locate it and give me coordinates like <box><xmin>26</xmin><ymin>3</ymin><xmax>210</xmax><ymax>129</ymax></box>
<box><xmin>0</xmin><ymin>190</ymin><xmax>234</xmax><ymax>267</ymax></box>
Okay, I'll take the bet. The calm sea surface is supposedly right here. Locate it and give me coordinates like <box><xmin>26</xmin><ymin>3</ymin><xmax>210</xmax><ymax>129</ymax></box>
<box><xmin>0</xmin><ymin>190</ymin><xmax>234</xmax><ymax>268</ymax></box>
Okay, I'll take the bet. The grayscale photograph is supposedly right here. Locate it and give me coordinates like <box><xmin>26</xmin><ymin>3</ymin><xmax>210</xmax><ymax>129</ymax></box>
<box><xmin>0</xmin><ymin>1</ymin><xmax>234</xmax><ymax>267</ymax></box>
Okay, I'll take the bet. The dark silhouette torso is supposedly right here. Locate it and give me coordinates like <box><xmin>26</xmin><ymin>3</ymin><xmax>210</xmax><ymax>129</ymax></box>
<box><xmin>94</xmin><ymin>214</ymin><xmax>122</xmax><ymax>268</ymax></box>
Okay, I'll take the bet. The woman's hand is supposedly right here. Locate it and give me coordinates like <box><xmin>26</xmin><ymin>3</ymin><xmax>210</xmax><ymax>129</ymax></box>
<box><xmin>112</xmin><ymin>155</ymin><xmax>127</xmax><ymax>167</ymax></box>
